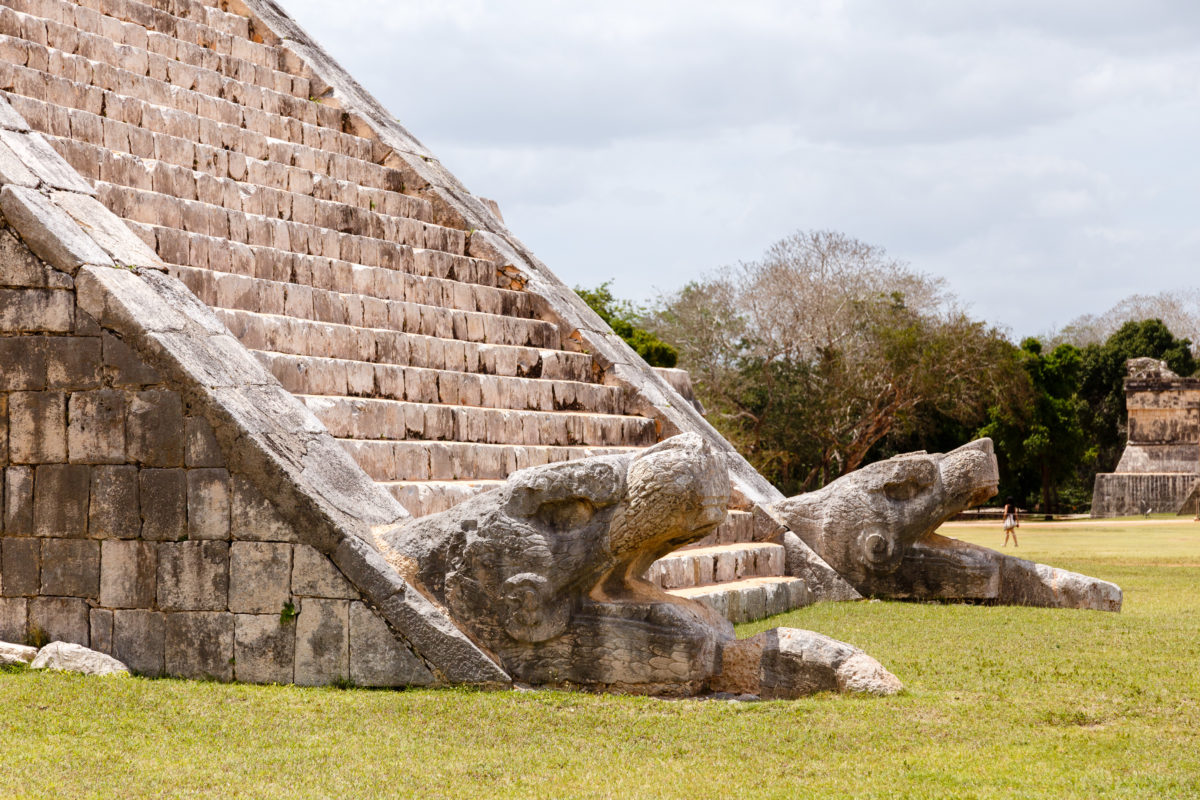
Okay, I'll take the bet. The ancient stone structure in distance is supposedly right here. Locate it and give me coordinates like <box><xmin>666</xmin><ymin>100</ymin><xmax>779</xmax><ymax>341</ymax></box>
<box><xmin>0</xmin><ymin>0</ymin><xmax>1120</xmax><ymax>694</ymax></box>
<box><xmin>1092</xmin><ymin>358</ymin><xmax>1200</xmax><ymax>517</ymax></box>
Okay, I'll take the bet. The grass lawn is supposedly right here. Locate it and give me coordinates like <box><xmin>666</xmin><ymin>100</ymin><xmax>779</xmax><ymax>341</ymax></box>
<box><xmin>3</xmin><ymin>521</ymin><xmax>1199</xmax><ymax>799</ymax></box>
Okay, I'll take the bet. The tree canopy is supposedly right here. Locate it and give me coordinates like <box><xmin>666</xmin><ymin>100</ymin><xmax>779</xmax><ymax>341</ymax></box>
<box><xmin>590</xmin><ymin>230</ymin><xmax>1198</xmax><ymax>513</ymax></box>
<box><xmin>646</xmin><ymin>230</ymin><xmax>1018</xmax><ymax>495</ymax></box>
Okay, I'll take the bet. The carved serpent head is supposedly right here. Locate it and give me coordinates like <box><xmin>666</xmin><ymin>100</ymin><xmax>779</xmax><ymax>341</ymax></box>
<box><xmin>380</xmin><ymin>433</ymin><xmax>733</xmax><ymax>690</ymax></box>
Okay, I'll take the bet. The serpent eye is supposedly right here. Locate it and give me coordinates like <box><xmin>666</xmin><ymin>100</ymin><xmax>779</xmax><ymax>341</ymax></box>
<box><xmin>535</xmin><ymin>498</ymin><xmax>594</xmax><ymax>531</ymax></box>
<box><xmin>883</xmin><ymin>480</ymin><xmax>920</xmax><ymax>501</ymax></box>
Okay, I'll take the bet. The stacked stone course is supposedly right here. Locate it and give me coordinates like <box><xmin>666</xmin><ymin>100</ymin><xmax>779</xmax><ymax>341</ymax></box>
<box><xmin>0</xmin><ymin>220</ymin><xmax>435</xmax><ymax>685</ymax></box>
<box><xmin>1092</xmin><ymin>359</ymin><xmax>1200</xmax><ymax>517</ymax></box>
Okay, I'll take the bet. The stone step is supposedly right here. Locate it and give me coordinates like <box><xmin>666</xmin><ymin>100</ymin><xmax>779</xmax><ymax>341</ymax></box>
<box><xmin>55</xmin><ymin>134</ymin><xmax>428</xmax><ymax>228</ymax></box>
<box><xmin>301</xmin><ymin>395</ymin><xmax>657</xmax><ymax>449</ymax></box>
<box><xmin>381</xmin><ymin>480</ymin><xmax>504</xmax><ymax>517</ymax></box>
<box><xmin>149</xmin><ymin>230</ymin><xmax>501</xmax><ymax>298</ymax></box>
<box><xmin>646</xmin><ymin>542</ymin><xmax>785</xmax><ymax>591</ymax></box>
<box><xmin>170</xmin><ymin>238</ymin><xmax>518</xmax><ymax>316</ymax></box>
<box><xmin>0</xmin><ymin>54</ymin><xmax>385</xmax><ymax>188</ymax></box>
<box><xmin>6</xmin><ymin>0</ymin><xmax>284</xmax><ymax>85</ymax></box>
<box><xmin>42</xmin><ymin>115</ymin><xmax>419</xmax><ymax>224</ymax></box>
<box><xmin>687</xmin><ymin>509</ymin><xmax>755</xmax><ymax>549</ymax></box>
<box><xmin>53</xmin><ymin>132</ymin><xmax>432</xmax><ymax>251</ymax></box>
<box><xmin>668</xmin><ymin>577</ymin><xmax>812</xmax><ymax>625</ymax></box>
<box><xmin>337</xmin><ymin>439</ymin><xmax>643</xmax><ymax>483</ymax></box>
<box><xmin>220</xmin><ymin>310</ymin><xmax>593</xmax><ymax>383</ymax></box>
<box><xmin>94</xmin><ymin>181</ymin><xmax>465</xmax><ymax>269</ymax></box>
<box><xmin>173</xmin><ymin>266</ymin><xmax>556</xmax><ymax>350</ymax></box>
<box><xmin>0</xmin><ymin>5</ymin><xmax>381</xmax><ymax>161</ymax></box>
<box><xmin>256</xmin><ymin>352</ymin><xmax>629</xmax><ymax>415</ymax></box>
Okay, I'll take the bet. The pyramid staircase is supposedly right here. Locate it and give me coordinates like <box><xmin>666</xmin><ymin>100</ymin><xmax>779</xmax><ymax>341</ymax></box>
<box><xmin>0</xmin><ymin>0</ymin><xmax>805</xmax><ymax>622</ymax></box>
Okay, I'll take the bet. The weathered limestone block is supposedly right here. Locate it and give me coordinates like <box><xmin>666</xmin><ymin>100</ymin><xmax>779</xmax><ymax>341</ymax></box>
<box><xmin>295</xmin><ymin>597</ymin><xmax>348</xmax><ymax>686</ymax></box>
<box><xmin>230</xmin><ymin>475</ymin><xmax>297</xmax><ymax>542</ymax></box>
<box><xmin>0</xmin><ymin>228</ymin><xmax>72</xmax><ymax>289</ymax></box>
<box><xmin>112</xmin><ymin>609</ymin><xmax>165</xmax><ymax>676</ymax></box>
<box><xmin>0</xmin><ymin>640</ymin><xmax>37</xmax><ymax>666</ymax></box>
<box><xmin>770</xmin><ymin>439</ymin><xmax>1121</xmax><ymax>611</ymax></box>
<box><xmin>45</xmin><ymin>336</ymin><xmax>102</xmax><ymax>390</ymax></box>
<box><xmin>67</xmin><ymin>390</ymin><xmax>126</xmax><ymax>463</ymax></box>
<box><xmin>185</xmin><ymin>416</ymin><xmax>223</xmax><ymax>468</ymax></box>
<box><xmin>39</xmin><ymin>538</ymin><xmax>99</xmax><ymax>599</ymax></box>
<box><xmin>9</xmin><ymin>391</ymin><xmax>67</xmax><ymax>463</ymax></box>
<box><xmin>138</xmin><ymin>468</ymin><xmax>187</xmax><ymax>541</ymax></box>
<box><xmin>1</xmin><ymin>537</ymin><xmax>39</xmax><ymax>596</ymax></box>
<box><xmin>33</xmin><ymin>464</ymin><xmax>89</xmax><ymax>537</ymax></box>
<box><xmin>187</xmin><ymin>468</ymin><xmax>231</xmax><ymax>540</ymax></box>
<box><xmin>52</xmin><ymin>190</ymin><xmax>163</xmax><ymax>267</ymax></box>
<box><xmin>28</xmin><ymin>596</ymin><xmax>89</xmax><ymax>646</ymax></box>
<box><xmin>103</xmin><ymin>331</ymin><xmax>160</xmax><ymax>387</ymax></box>
<box><xmin>99</xmin><ymin>540</ymin><xmax>157</xmax><ymax>608</ymax></box>
<box><xmin>0</xmin><ymin>339</ymin><xmax>46</xmax><ymax>392</ymax></box>
<box><xmin>90</xmin><ymin>608</ymin><xmax>113</xmax><ymax>654</ymax></box>
<box><xmin>0</xmin><ymin>597</ymin><xmax>27</xmax><ymax>643</ymax></box>
<box><xmin>229</xmin><ymin>541</ymin><xmax>290</xmax><ymax>613</ymax></box>
<box><xmin>234</xmin><ymin>613</ymin><xmax>295</xmax><ymax>684</ymax></box>
<box><xmin>30</xmin><ymin>641</ymin><xmax>129</xmax><ymax>676</ymax></box>
<box><xmin>0</xmin><ymin>131</ymin><xmax>96</xmax><ymax>195</ymax></box>
<box><xmin>89</xmin><ymin>465</ymin><xmax>141</xmax><ymax>538</ymax></box>
<box><xmin>0</xmin><ymin>288</ymin><xmax>74</xmax><ymax>332</ymax></box>
<box><xmin>164</xmin><ymin>612</ymin><xmax>234</xmax><ymax>681</ymax></box>
<box><xmin>3</xmin><ymin>466</ymin><xmax>33</xmax><ymax>534</ymax></box>
<box><xmin>349</xmin><ymin>601</ymin><xmax>434</xmax><ymax>687</ymax></box>
<box><xmin>292</xmin><ymin>544</ymin><xmax>356</xmax><ymax>598</ymax></box>
<box><xmin>0</xmin><ymin>185</ymin><xmax>109</xmax><ymax>274</ymax></box>
<box><xmin>126</xmin><ymin>390</ymin><xmax>185</xmax><ymax>467</ymax></box>
<box><xmin>157</xmin><ymin>541</ymin><xmax>229</xmax><ymax>611</ymax></box>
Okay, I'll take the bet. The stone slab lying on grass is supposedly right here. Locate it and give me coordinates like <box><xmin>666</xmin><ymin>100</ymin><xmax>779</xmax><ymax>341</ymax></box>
<box><xmin>0</xmin><ymin>641</ymin><xmax>38</xmax><ymax>666</ymax></box>
<box><xmin>713</xmin><ymin>628</ymin><xmax>903</xmax><ymax>699</ymax></box>
<box><xmin>30</xmin><ymin>642</ymin><xmax>130</xmax><ymax>676</ymax></box>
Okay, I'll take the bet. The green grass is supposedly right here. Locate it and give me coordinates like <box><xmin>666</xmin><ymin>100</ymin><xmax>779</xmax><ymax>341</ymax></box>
<box><xmin>3</xmin><ymin>523</ymin><xmax>1200</xmax><ymax>799</ymax></box>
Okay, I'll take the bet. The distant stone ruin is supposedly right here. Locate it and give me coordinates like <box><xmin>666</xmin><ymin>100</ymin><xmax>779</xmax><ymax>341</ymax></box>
<box><xmin>0</xmin><ymin>0</ymin><xmax>1121</xmax><ymax>694</ymax></box>
<box><xmin>1092</xmin><ymin>358</ymin><xmax>1200</xmax><ymax>517</ymax></box>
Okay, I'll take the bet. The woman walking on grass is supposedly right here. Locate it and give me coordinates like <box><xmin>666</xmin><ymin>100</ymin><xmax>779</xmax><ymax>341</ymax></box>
<box><xmin>1002</xmin><ymin>496</ymin><xmax>1019</xmax><ymax>547</ymax></box>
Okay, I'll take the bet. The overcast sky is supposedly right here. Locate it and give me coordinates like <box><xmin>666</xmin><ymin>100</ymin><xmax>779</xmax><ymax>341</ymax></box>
<box><xmin>284</xmin><ymin>1</ymin><xmax>1200</xmax><ymax>339</ymax></box>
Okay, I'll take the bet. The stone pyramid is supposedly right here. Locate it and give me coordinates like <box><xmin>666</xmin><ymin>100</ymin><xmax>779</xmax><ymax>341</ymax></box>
<box><xmin>0</xmin><ymin>0</ymin><xmax>814</xmax><ymax>686</ymax></box>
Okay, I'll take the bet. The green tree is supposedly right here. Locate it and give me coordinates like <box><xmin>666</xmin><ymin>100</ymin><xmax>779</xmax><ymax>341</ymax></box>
<box><xmin>979</xmin><ymin>339</ymin><xmax>1088</xmax><ymax>514</ymax></box>
<box><xmin>647</xmin><ymin>230</ymin><xmax>1018</xmax><ymax>495</ymax></box>
<box><xmin>575</xmin><ymin>282</ymin><xmax>678</xmax><ymax>368</ymax></box>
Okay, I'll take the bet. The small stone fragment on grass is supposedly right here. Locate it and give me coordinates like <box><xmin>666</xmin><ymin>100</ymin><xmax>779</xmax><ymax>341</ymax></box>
<box><xmin>29</xmin><ymin>641</ymin><xmax>130</xmax><ymax>676</ymax></box>
<box><xmin>0</xmin><ymin>640</ymin><xmax>38</xmax><ymax>666</ymax></box>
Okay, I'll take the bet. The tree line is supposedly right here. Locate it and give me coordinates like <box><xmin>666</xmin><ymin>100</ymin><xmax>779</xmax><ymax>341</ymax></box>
<box><xmin>579</xmin><ymin>229</ymin><xmax>1196</xmax><ymax>512</ymax></box>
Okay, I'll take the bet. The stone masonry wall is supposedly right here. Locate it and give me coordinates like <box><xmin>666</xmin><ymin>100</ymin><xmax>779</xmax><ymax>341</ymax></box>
<box><xmin>1091</xmin><ymin>363</ymin><xmax>1200</xmax><ymax>517</ymax></box>
<box><xmin>0</xmin><ymin>223</ymin><xmax>432</xmax><ymax>686</ymax></box>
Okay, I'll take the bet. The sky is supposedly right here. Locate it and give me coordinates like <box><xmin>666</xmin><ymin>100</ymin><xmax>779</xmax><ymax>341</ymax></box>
<box><xmin>283</xmin><ymin>0</ymin><xmax>1200</xmax><ymax>340</ymax></box>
